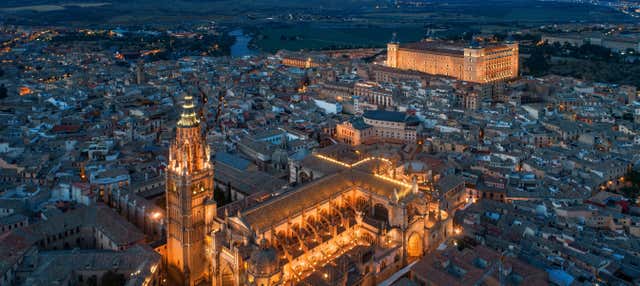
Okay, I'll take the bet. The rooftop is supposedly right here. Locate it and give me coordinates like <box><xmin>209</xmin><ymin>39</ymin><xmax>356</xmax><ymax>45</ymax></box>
<box><xmin>363</xmin><ymin>110</ymin><xmax>418</xmax><ymax>124</ymax></box>
<box><xmin>241</xmin><ymin>169</ymin><xmax>412</xmax><ymax>233</ymax></box>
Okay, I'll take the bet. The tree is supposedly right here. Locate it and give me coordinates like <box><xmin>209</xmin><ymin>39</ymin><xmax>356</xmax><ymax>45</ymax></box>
<box><xmin>0</xmin><ymin>84</ymin><xmax>7</xmax><ymax>99</ymax></box>
<box><xmin>615</xmin><ymin>170</ymin><xmax>640</xmax><ymax>201</ymax></box>
<box><xmin>86</xmin><ymin>275</ymin><xmax>98</xmax><ymax>286</ymax></box>
<box><xmin>524</xmin><ymin>49</ymin><xmax>550</xmax><ymax>76</ymax></box>
<box><xmin>620</xmin><ymin>186</ymin><xmax>639</xmax><ymax>201</ymax></box>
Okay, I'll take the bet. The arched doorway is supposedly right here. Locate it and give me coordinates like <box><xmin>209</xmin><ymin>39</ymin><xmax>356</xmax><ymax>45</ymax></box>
<box><xmin>407</xmin><ymin>233</ymin><xmax>423</xmax><ymax>258</ymax></box>
<box><xmin>298</xmin><ymin>171</ymin><xmax>310</xmax><ymax>183</ymax></box>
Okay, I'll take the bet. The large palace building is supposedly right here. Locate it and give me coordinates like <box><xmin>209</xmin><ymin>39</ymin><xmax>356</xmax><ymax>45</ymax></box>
<box><xmin>386</xmin><ymin>39</ymin><xmax>519</xmax><ymax>84</ymax></box>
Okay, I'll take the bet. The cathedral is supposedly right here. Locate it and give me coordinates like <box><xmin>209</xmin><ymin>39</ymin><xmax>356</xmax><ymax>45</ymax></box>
<box><xmin>166</xmin><ymin>96</ymin><xmax>453</xmax><ymax>285</ymax></box>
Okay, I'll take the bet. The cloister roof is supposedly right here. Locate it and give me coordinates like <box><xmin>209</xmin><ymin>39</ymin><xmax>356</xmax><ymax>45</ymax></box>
<box><xmin>241</xmin><ymin>169</ymin><xmax>410</xmax><ymax>233</ymax></box>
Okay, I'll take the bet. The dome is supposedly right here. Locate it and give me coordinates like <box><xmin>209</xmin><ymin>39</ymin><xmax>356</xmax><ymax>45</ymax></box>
<box><xmin>424</xmin><ymin>211</ymin><xmax>438</xmax><ymax>228</ymax></box>
<box><xmin>247</xmin><ymin>239</ymin><xmax>280</xmax><ymax>276</ymax></box>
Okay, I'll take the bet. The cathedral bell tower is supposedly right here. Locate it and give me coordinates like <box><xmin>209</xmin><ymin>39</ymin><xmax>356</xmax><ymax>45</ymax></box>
<box><xmin>166</xmin><ymin>94</ymin><xmax>216</xmax><ymax>286</ymax></box>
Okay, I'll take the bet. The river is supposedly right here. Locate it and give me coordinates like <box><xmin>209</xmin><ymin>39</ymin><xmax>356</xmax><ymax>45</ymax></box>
<box><xmin>229</xmin><ymin>29</ymin><xmax>258</xmax><ymax>58</ymax></box>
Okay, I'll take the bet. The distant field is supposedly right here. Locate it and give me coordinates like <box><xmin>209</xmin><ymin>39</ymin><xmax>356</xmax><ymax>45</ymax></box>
<box><xmin>2</xmin><ymin>5</ymin><xmax>67</xmax><ymax>12</ymax></box>
<box><xmin>251</xmin><ymin>24</ymin><xmax>425</xmax><ymax>52</ymax></box>
<box><xmin>0</xmin><ymin>2</ymin><xmax>110</xmax><ymax>11</ymax></box>
<box><xmin>500</xmin><ymin>2</ymin><xmax>624</xmax><ymax>22</ymax></box>
<box><xmin>363</xmin><ymin>1</ymin><xmax>629</xmax><ymax>23</ymax></box>
<box><xmin>0</xmin><ymin>0</ymin><xmax>633</xmax><ymax>27</ymax></box>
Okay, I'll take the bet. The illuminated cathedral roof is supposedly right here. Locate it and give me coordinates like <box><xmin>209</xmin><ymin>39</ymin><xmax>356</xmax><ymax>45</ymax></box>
<box><xmin>177</xmin><ymin>94</ymin><xmax>200</xmax><ymax>128</ymax></box>
<box><xmin>241</xmin><ymin>169</ymin><xmax>415</xmax><ymax>233</ymax></box>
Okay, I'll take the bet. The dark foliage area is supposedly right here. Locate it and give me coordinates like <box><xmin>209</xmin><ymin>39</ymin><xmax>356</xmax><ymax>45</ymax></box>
<box><xmin>49</xmin><ymin>31</ymin><xmax>235</xmax><ymax>58</ymax></box>
<box><xmin>620</xmin><ymin>171</ymin><xmax>640</xmax><ymax>201</ymax></box>
<box><xmin>101</xmin><ymin>271</ymin><xmax>127</xmax><ymax>286</ymax></box>
<box><xmin>0</xmin><ymin>84</ymin><xmax>7</xmax><ymax>99</ymax></box>
<box><xmin>523</xmin><ymin>42</ymin><xmax>640</xmax><ymax>87</ymax></box>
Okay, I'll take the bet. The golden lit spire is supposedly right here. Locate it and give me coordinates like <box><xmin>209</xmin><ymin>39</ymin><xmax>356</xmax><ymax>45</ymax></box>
<box><xmin>177</xmin><ymin>94</ymin><xmax>200</xmax><ymax>127</ymax></box>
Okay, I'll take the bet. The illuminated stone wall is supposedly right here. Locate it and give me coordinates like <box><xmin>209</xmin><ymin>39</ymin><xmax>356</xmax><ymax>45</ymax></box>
<box><xmin>387</xmin><ymin>42</ymin><xmax>519</xmax><ymax>84</ymax></box>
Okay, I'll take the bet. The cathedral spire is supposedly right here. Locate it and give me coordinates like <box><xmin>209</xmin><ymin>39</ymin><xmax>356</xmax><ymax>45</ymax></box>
<box><xmin>169</xmin><ymin>93</ymin><xmax>211</xmax><ymax>175</ymax></box>
<box><xmin>177</xmin><ymin>94</ymin><xmax>200</xmax><ymax>128</ymax></box>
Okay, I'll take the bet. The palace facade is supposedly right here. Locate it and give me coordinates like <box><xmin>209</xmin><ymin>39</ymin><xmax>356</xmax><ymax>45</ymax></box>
<box><xmin>277</xmin><ymin>51</ymin><xmax>324</xmax><ymax>68</ymax></box>
<box><xmin>335</xmin><ymin>110</ymin><xmax>420</xmax><ymax>146</ymax></box>
<box><xmin>353</xmin><ymin>81</ymin><xmax>395</xmax><ymax>109</ymax></box>
<box><xmin>387</xmin><ymin>40</ymin><xmax>519</xmax><ymax>84</ymax></box>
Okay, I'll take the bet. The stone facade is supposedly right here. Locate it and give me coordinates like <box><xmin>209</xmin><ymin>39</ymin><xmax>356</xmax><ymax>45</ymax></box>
<box><xmin>335</xmin><ymin>110</ymin><xmax>420</xmax><ymax>146</ymax></box>
<box><xmin>387</xmin><ymin>40</ymin><xmax>519</xmax><ymax>84</ymax></box>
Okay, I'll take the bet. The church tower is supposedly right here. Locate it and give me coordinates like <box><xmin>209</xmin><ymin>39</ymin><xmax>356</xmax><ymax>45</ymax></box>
<box><xmin>166</xmin><ymin>94</ymin><xmax>216</xmax><ymax>285</ymax></box>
